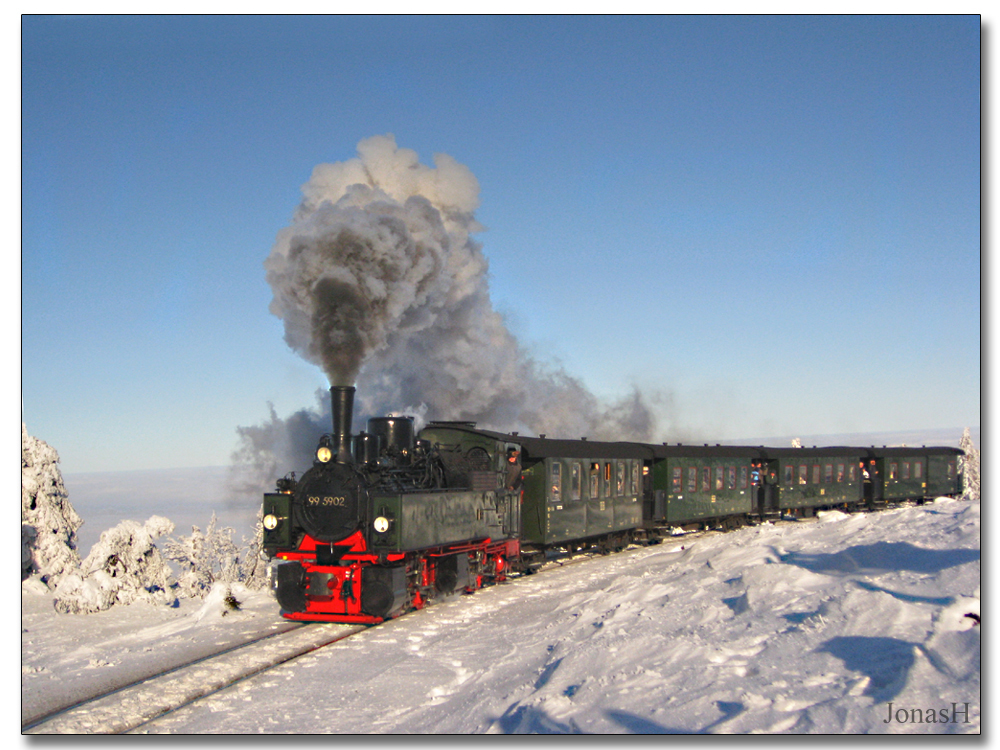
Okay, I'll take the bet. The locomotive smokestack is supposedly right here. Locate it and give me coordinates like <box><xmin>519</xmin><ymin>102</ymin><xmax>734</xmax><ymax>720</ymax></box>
<box><xmin>330</xmin><ymin>385</ymin><xmax>355</xmax><ymax>463</ymax></box>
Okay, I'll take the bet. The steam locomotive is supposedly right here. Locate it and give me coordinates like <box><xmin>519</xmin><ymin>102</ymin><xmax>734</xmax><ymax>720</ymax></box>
<box><xmin>262</xmin><ymin>386</ymin><xmax>964</xmax><ymax>624</ymax></box>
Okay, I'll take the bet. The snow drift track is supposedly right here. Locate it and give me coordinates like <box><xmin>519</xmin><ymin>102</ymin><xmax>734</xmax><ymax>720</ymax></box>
<box><xmin>23</xmin><ymin>623</ymin><xmax>364</xmax><ymax>734</ymax></box>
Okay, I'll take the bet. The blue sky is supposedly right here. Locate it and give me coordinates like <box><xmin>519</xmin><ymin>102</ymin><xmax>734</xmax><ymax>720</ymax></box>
<box><xmin>21</xmin><ymin>15</ymin><xmax>981</xmax><ymax>473</ymax></box>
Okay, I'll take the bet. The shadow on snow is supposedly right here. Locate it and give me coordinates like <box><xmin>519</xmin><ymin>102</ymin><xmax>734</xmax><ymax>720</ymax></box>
<box><xmin>774</xmin><ymin>541</ymin><xmax>979</xmax><ymax>576</ymax></box>
<box><xmin>494</xmin><ymin>700</ymin><xmax>746</xmax><ymax>734</ymax></box>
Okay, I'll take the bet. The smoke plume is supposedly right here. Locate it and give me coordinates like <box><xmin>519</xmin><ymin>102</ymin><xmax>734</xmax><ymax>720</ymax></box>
<box><xmin>265</xmin><ymin>135</ymin><xmax>485</xmax><ymax>387</ymax></box>
<box><xmin>244</xmin><ymin>135</ymin><xmax>659</xmax><ymax>483</ymax></box>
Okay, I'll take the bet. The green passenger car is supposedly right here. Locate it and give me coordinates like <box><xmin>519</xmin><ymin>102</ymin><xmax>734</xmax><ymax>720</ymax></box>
<box><xmin>518</xmin><ymin>438</ymin><xmax>645</xmax><ymax>547</ymax></box>
<box><xmin>866</xmin><ymin>446</ymin><xmax>963</xmax><ymax>503</ymax></box>
<box><xmin>924</xmin><ymin>448</ymin><xmax>964</xmax><ymax>498</ymax></box>
<box><xmin>647</xmin><ymin>445</ymin><xmax>760</xmax><ymax>525</ymax></box>
<box><xmin>760</xmin><ymin>447</ymin><xmax>866</xmax><ymax>512</ymax></box>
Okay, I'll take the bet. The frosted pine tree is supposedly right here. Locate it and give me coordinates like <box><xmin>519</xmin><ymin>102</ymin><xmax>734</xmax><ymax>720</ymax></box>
<box><xmin>165</xmin><ymin>513</ymin><xmax>239</xmax><ymax>596</ymax></box>
<box><xmin>238</xmin><ymin>518</ymin><xmax>269</xmax><ymax>590</ymax></box>
<box><xmin>164</xmin><ymin>524</ymin><xmax>211</xmax><ymax>597</ymax></box>
<box><xmin>959</xmin><ymin>427</ymin><xmax>980</xmax><ymax>501</ymax></box>
<box><xmin>205</xmin><ymin>513</ymin><xmax>240</xmax><ymax>584</ymax></box>
<box><xmin>21</xmin><ymin>423</ymin><xmax>82</xmax><ymax>585</ymax></box>
<box><xmin>52</xmin><ymin>516</ymin><xmax>177</xmax><ymax>614</ymax></box>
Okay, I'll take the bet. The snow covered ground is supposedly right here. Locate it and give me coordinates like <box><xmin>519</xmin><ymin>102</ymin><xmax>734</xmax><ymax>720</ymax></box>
<box><xmin>21</xmin><ymin>496</ymin><xmax>979</xmax><ymax>734</ymax></box>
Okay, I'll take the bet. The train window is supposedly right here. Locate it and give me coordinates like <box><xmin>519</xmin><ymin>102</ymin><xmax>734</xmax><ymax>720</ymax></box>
<box><xmin>714</xmin><ymin>467</ymin><xmax>724</xmax><ymax>491</ymax></box>
<box><xmin>726</xmin><ymin>466</ymin><xmax>736</xmax><ymax>490</ymax></box>
<box><xmin>672</xmin><ymin>467</ymin><xmax>682</xmax><ymax>494</ymax></box>
<box><xmin>889</xmin><ymin>462</ymin><xmax>898</xmax><ymax>480</ymax></box>
<box><xmin>948</xmin><ymin>461</ymin><xmax>956</xmax><ymax>478</ymax></box>
<box><xmin>784</xmin><ymin>465</ymin><xmax>794</xmax><ymax>484</ymax></box>
<box><xmin>902</xmin><ymin>462</ymin><xmax>910</xmax><ymax>480</ymax></box>
<box><xmin>687</xmin><ymin>467</ymin><xmax>697</xmax><ymax>493</ymax></box>
<box><xmin>590</xmin><ymin>462</ymin><xmax>600</xmax><ymax>498</ymax></box>
<box><xmin>824</xmin><ymin>465</ymin><xmax>833</xmax><ymax>484</ymax></box>
<box><xmin>836</xmin><ymin>464</ymin><xmax>845</xmax><ymax>482</ymax></box>
<box><xmin>550</xmin><ymin>462</ymin><xmax>562</xmax><ymax>502</ymax></box>
<box><xmin>812</xmin><ymin>465</ymin><xmax>820</xmax><ymax>484</ymax></box>
<box><xmin>849</xmin><ymin>465</ymin><xmax>857</xmax><ymax>482</ymax></box>
<box><xmin>632</xmin><ymin>462</ymin><xmax>640</xmax><ymax>495</ymax></box>
<box><xmin>570</xmin><ymin>462</ymin><xmax>582</xmax><ymax>501</ymax></box>
<box><xmin>617</xmin><ymin>462</ymin><xmax>626</xmax><ymax>496</ymax></box>
<box><xmin>914</xmin><ymin>461</ymin><xmax>923</xmax><ymax>479</ymax></box>
<box><xmin>739</xmin><ymin>466</ymin><xmax>748</xmax><ymax>489</ymax></box>
<box><xmin>798</xmin><ymin>465</ymin><xmax>808</xmax><ymax>485</ymax></box>
<box><xmin>701</xmin><ymin>467</ymin><xmax>711</xmax><ymax>492</ymax></box>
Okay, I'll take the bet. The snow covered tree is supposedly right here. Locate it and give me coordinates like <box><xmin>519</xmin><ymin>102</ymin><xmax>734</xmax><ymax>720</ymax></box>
<box><xmin>164</xmin><ymin>524</ymin><xmax>211</xmax><ymax>597</ymax></box>
<box><xmin>208</xmin><ymin>514</ymin><xmax>241</xmax><ymax>585</ymax></box>
<box><xmin>959</xmin><ymin>427</ymin><xmax>980</xmax><ymax>502</ymax></box>
<box><xmin>164</xmin><ymin>513</ymin><xmax>239</xmax><ymax>597</ymax></box>
<box><xmin>21</xmin><ymin>423</ymin><xmax>82</xmax><ymax>586</ymax></box>
<box><xmin>52</xmin><ymin>515</ymin><xmax>176</xmax><ymax>614</ymax></box>
<box><xmin>22</xmin><ymin>525</ymin><xmax>38</xmax><ymax>581</ymax></box>
<box><xmin>237</xmin><ymin>518</ymin><xmax>269</xmax><ymax>590</ymax></box>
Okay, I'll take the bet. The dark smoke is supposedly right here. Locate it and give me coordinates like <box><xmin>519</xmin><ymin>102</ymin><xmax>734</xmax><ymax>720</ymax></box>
<box><xmin>236</xmin><ymin>135</ymin><xmax>664</xmax><ymax>491</ymax></box>
<box><xmin>309</xmin><ymin>276</ymin><xmax>368</xmax><ymax>385</ymax></box>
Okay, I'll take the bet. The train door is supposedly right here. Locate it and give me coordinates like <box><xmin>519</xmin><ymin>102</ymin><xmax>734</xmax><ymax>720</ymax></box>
<box><xmin>862</xmin><ymin>458</ymin><xmax>881</xmax><ymax>508</ymax></box>
<box><xmin>752</xmin><ymin>459</ymin><xmax>779</xmax><ymax>516</ymax></box>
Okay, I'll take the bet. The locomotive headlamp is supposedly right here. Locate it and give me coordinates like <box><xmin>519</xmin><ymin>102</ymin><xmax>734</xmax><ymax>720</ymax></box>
<box><xmin>263</xmin><ymin>514</ymin><xmax>279</xmax><ymax>530</ymax></box>
<box><xmin>373</xmin><ymin>516</ymin><xmax>391</xmax><ymax>533</ymax></box>
<box><xmin>317</xmin><ymin>446</ymin><xmax>333</xmax><ymax>463</ymax></box>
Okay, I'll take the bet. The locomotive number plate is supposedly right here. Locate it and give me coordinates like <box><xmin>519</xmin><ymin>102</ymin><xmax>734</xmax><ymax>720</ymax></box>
<box><xmin>307</xmin><ymin>496</ymin><xmax>347</xmax><ymax>507</ymax></box>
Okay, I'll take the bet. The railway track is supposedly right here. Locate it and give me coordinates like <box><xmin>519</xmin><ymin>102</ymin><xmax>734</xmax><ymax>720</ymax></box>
<box><xmin>23</xmin><ymin>622</ymin><xmax>365</xmax><ymax>734</ymax></box>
